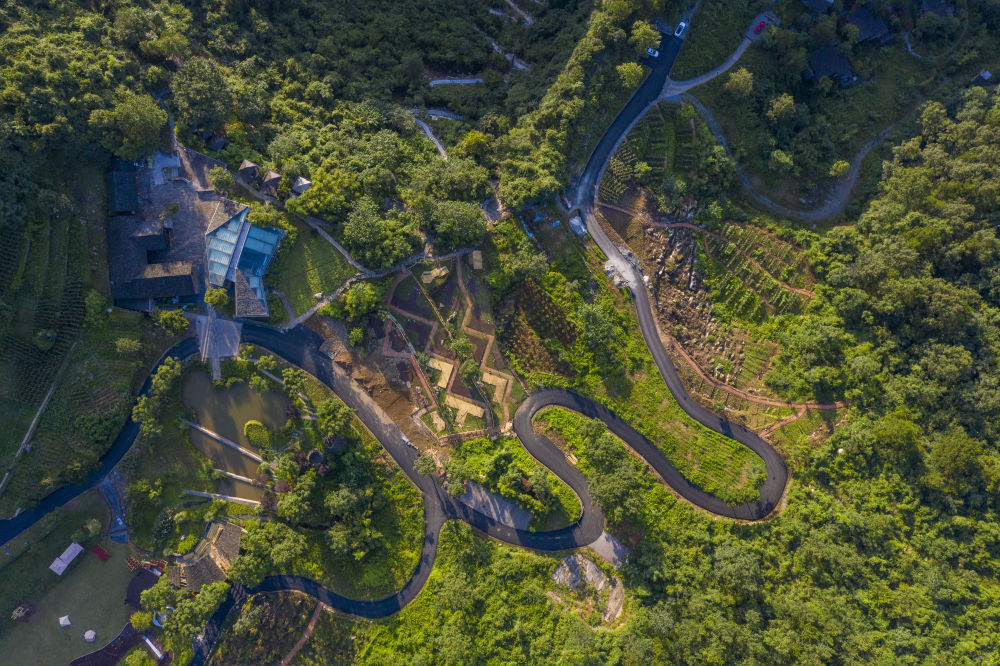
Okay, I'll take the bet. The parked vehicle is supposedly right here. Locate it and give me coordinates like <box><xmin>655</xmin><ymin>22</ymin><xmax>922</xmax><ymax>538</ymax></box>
<box><xmin>646</xmin><ymin>47</ymin><xmax>659</xmax><ymax>58</ymax></box>
<box><xmin>754</xmin><ymin>21</ymin><xmax>766</xmax><ymax>35</ymax></box>
<box><xmin>674</xmin><ymin>20</ymin><xmax>688</xmax><ymax>38</ymax></box>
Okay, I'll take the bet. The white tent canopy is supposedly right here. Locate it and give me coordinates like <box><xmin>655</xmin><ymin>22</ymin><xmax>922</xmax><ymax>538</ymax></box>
<box><xmin>59</xmin><ymin>616</ymin><xmax>70</xmax><ymax>627</ymax></box>
<box><xmin>84</xmin><ymin>629</ymin><xmax>96</xmax><ymax>642</ymax></box>
<box><xmin>49</xmin><ymin>543</ymin><xmax>84</xmax><ymax>576</ymax></box>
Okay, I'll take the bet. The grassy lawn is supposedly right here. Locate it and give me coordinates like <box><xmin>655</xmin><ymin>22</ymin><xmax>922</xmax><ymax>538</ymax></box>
<box><xmin>270</xmin><ymin>220</ymin><xmax>355</xmax><ymax>316</ymax></box>
<box><xmin>0</xmin><ymin>491</ymin><xmax>116</xmax><ymax>645</ymax></box>
<box><xmin>0</xmin><ymin>540</ymin><xmax>134</xmax><ymax>666</ymax></box>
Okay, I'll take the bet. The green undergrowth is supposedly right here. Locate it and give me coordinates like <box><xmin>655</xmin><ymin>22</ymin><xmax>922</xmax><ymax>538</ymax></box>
<box><xmin>449</xmin><ymin>436</ymin><xmax>581</xmax><ymax>531</ymax></box>
<box><xmin>217</xmin><ymin>522</ymin><xmax>639</xmax><ymax>665</ymax></box>
<box><xmin>670</xmin><ymin>2</ymin><xmax>771</xmax><ymax>80</ymax></box>
<box><xmin>269</xmin><ymin>217</ymin><xmax>355</xmax><ymax>316</ymax></box>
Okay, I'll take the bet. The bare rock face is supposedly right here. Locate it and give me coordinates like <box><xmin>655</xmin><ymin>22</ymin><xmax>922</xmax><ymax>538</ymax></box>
<box><xmin>551</xmin><ymin>554</ymin><xmax>623</xmax><ymax>624</ymax></box>
<box><xmin>602</xmin><ymin>579</ymin><xmax>625</xmax><ymax>624</ymax></box>
<box><xmin>552</xmin><ymin>554</ymin><xmax>583</xmax><ymax>590</ymax></box>
<box><xmin>579</xmin><ymin>556</ymin><xmax>608</xmax><ymax>592</ymax></box>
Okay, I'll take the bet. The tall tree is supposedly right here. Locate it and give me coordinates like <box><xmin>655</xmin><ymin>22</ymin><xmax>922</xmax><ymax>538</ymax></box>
<box><xmin>89</xmin><ymin>88</ymin><xmax>167</xmax><ymax>159</ymax></box>
<box><xmin>173</xmin><ymin>58</ymin><xmax>233</xmax><ymax>131</ymax></box>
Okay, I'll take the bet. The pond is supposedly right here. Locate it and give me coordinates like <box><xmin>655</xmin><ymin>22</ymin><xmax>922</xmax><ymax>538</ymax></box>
<box><xmin>181</xmin><ymin>370</ymin><xmax>289</xmax><ymax>450</ymax></box>
<box><xmin>181</xmin><ymin>369</ymin><xmax>290</xmax><ymax>500</ymax></box>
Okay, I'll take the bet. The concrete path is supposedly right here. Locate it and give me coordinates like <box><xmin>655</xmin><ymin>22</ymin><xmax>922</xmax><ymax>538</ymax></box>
<box><xmin>458</xmin><ymin>482</ymin><xmax>532</xmax><ymax>530</ymax></box>
<box><xmin>428</xmin><ymin>77</ymin><xmax>483</xmax><ymax>86</ymax></box>
<box><xmin>504</xmin><ymin>0</ymin><xmax>534</xmax><ymax>25</ymax></box>
<box><xmin>587</xmin><ymin>531</ymin><xmax>629</xmax><ymax>568</ymax></box>
<box><xmin>414</xmin><ymin>117</ymin><xmax>447</xmax><ymax>159</ymax></box>
<box><xmin>182</xmin><ymin>489</ymin><xmax>260</xmax><ymax>506</ymax></box>
<box><xmin>180</xmin><ymin>419</ymin><xmax>263</xmax><ymax>463</ymax></box>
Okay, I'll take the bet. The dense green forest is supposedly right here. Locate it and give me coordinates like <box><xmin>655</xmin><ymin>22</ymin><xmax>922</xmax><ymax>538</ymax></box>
<box><xmin>688</xmin><ymin>0</ymin><xmax>1000</xmax><ymax>198</ymax></box>
<box><xmin>5</xmin><ymin>0</ymin><xmax>1000</xmax><ymax>663</ymax></box>
<box><xmin>214</xmin><ymin>90</ymin><xmax>1000</xmax><ymax>663</ymax></box>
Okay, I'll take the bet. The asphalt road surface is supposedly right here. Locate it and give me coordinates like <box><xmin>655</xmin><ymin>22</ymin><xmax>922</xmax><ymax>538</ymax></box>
<box><xmin>571</xmin><ymin>32</ymin><xmax>683</xmax><ymax>209</ymax></box>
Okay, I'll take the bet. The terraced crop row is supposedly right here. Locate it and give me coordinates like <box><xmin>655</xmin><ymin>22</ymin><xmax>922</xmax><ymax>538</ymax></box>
<box><xmin>703</xmin><ymin>235</ymin><xmax>810</xmax><ymax>317</ymax></box>
<box><xmin>721</xmin><ymin>223</ymin><xmax>814</xmax><ymax>289</ymax></box>
<box><xmin>598</xmin><ymin>142</ymin><xmax>637</xmax><ymax>204</ymax></box>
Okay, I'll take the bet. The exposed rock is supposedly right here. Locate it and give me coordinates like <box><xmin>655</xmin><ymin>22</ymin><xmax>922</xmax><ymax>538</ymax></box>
<box><xmin>552</xmin><ymin>554</ymin><xmax>608</xmax><ymax>592</ymax></box>
<box><xmin>579</xmin><ymin>556</ymin><xmax>608</xmax><ymax>592</ymax></box>
<box><xmin>602</xmin><ymin>579</ymin><xmax>625</xmax><ymax>624</ymax></box>
<box><xmin>552</xmin><ymin>555</ymin><xmax>582</xmax><ymax>590</ymax></box>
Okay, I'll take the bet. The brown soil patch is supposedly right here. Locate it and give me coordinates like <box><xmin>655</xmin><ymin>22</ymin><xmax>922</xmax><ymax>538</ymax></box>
<box><xmin>310</xmin><ymin>314</ymin><xmax>434</xmax><ymax>448</ymax></box>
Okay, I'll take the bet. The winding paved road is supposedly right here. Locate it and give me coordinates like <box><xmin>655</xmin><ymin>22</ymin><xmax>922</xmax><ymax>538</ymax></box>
<box><xmin>0</xmin><ymin>16</ymin><xmax>796</xmax><ymax>662</ymax></box>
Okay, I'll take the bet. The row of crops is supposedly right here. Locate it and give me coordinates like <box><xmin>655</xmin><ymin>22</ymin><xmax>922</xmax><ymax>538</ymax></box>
<box><xmin>0</xmin><ymin>211</ymin><xmax>92</xmax><ymax>514</ymax></box>
<box><xmin>512</xmin><ymin>280</ymin><xmax>578</xmax><ymax>347</ymax></box>
<box><xmin>598</xmin><ymin>141</ymin><xmax>638</xmax><ymax>204</ymax></box>
<box><xmin>599</xmin><ymin>102</ymin><xmax>698</xmax><ymax>205</ymax></box>
<box><xmin>720</xmin><ymin>223</ymin><xmax>814</xmax><ymax>290</ymax></box>
<box><xmin>701</xmin><ymin>234</ymin><xmax>810</xmax><ymax>321</ymax></box>
<box><xmin>502</xmin><ymin>312</ymin><xmax>559</xmax><ymax>375</ymax></box>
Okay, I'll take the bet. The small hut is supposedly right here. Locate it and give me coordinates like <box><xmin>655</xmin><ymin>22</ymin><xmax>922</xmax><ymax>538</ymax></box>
<box><xmin>84</xmin><ymin>630</ymin><xmax>96</xmax><ymax>643</ymax></box>
<box><xmin>261</xmin><ymin>170</ymin><xmax>281</xmax><ymax>197</ymax></box>
<box><xmin>59</xmin><ymin>616</ymin><xmax>71</xmax><ymax>627</ymax></box>
<box><xmin>291</xmin><ymin>176</ymin><xmax>312</xmax><ymax>196</ymax></box>
<box><xmin>238</xmin><ymin>160</ymin><xmax>260</xmax><ymax>181</ymax></box>
<box><xmin>49</xmin><ymin>543</ymin><xmax>84</xmax><ymax>576</ymax></box>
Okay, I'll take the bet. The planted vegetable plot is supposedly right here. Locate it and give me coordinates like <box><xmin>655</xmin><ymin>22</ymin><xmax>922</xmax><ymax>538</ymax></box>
<box><xmin>700</xmin><ymin>234</ymin><xmax>810</xmax><ymax>320</ymax></box>
<box><xmin>720</xmin><ymin>223</ymin><xmax>814</xmax><ymax>291</ymax></box>
<box><xmin>512</xmin><ymin>280</ymin><xmax>578</xmax><ymax>347</ymax></box>
<box><xmin>598</xmin><ymin>142</ymin><xmax>637</xmax><ymax>204</ymax></box>
<box><xmin>0</xmin><ymin>216</ymin><xmax>87</xmax><ymax>463</ymax></box>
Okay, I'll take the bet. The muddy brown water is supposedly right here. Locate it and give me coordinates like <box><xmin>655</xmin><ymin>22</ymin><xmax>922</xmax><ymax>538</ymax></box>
<box><xmin>181</xmin><ymin>370</ymin><xmax>289</xmax><ymax>500</ymax></box>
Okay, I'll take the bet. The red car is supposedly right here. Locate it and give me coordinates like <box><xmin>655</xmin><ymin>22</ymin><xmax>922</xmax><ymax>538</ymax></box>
<box><xmin>754</xmin><ymin>21</ymin><xmax>766</xmax><ymax>34</ymax></box>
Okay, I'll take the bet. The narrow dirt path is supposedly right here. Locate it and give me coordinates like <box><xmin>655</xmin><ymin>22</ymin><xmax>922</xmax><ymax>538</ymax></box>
<box><xmin>680</xmin><ymin>93</ymin><xmax>894</xmax><ymax>223</ymax></box>
<box><xmin>414</xmin><ymin>117</ymin><xmax>448</xmax><ymax>159</ymax></box>
<box><xmin>279</xmin><ymin>600</ymin><xmax>323</xmax><ymax>666</ymax></box>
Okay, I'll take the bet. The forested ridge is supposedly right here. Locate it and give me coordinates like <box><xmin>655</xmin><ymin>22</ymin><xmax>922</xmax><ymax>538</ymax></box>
<box><xmin>3</xmin><ymin>0</ymin><xmax>1000</xmax><ymax>663</ymax></box>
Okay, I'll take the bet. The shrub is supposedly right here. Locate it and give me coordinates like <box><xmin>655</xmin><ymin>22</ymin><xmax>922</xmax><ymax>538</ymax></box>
<box><xmin>130</xmin><ymin>610</ymin><xmax>153</xmax><ymax>631</ymax></box>
<box><xmin>33</xmin><ymin>329</ymin><xmax>56</xmax><ymax>351</ymax></box>
<box><xmin>115</xmin><ymin>336</ymin><xmax>142</xmax><ymax>355</ymax></box>
<box><xmin>414</xmin><ymin>453</ymin><xmax>437</xmax><ymax>476</ymax></box>
<box><xmin>204</xmin><ymin>286</ymin><xmax>229</xmax><ymax>309</ymax></box>
<box><xmin>348</xmin><ymin>327</ymin><xmax>364</xmax><ymax>347</ymax></box>
<box><xmin>155</xmin><ymin>309</ymin><xmax>189</xmax><ymax>336</ymax></box>
<box><xmin>244</xmin><ymin>420</ymin><xmax>271</xmax><ymax>449</ymax></box>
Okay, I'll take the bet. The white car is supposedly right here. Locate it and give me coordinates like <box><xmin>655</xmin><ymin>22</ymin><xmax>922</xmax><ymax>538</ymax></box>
<box><xmin>674</xmin><ymin>20</ymin><xmax>688</xmax><ymax>38</ymax></box>
<box><xmin>646</xmin><ymin>47</ymin><xmax>659</xmax><ymax>58</ymax></box>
